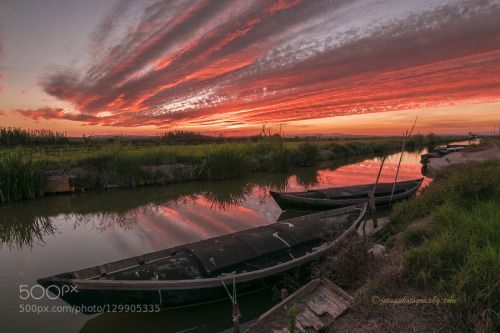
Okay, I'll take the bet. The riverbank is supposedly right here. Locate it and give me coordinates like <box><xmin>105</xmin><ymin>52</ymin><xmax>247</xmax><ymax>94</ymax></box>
<box><xmin>0</xmin><ymin>135</ymin><xmax>459</xmax><ymax>204</ymax></box>
<box><xmin>0</xmin><ymin>146</ymin><xmax>430</xmax><ymax>332</ymax></box>
<box><xmin>320</xmin><ymin>159</ymin><xmax>499</xmax><ymax>332</ymax></box>
<box><xmin>424</xmin><ymin>138</ymin><xmax>500</xmax><ymax>176</ymax></box>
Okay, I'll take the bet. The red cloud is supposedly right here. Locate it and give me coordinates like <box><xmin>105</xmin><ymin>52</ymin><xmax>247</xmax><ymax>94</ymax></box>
<box><xmin>15</xmin><ymin>108</ymin><xmax>100</xmax><ymax>123</ymax></box>
<box><xmin>35</xmin><ymin>0</ymin><xmax>500</xmax><ymax>131</ymax></box>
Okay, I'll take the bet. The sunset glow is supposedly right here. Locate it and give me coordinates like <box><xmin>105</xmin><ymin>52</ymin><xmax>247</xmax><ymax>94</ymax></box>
<box><xmin>1</xmin><ymin>0</ymin><xmax>499</xmax><ymax>135</ymax></box>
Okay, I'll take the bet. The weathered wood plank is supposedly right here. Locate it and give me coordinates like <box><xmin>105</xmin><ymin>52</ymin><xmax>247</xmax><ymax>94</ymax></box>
<box><xmin>310</xmin><ymin>289</ymin><xmax>343</xmax><ymax>316</ymax></box>
<box><xmin>297</xmin><ymin>306</ymin><xmax>324</xmax><ymax>330</ymax></box>
<box><xmin>246</xmin><ymin>278</ymin><xmax>354</xmax><ymax>333</ymax></box>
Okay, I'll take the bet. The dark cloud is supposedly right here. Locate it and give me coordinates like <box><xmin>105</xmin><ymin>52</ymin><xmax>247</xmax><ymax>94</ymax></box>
<box><xmin>89</xmin><ymin>0</ymin><xmax>134</xmax><ymax>48</ymax></box>
<box><xmin>38</xmin><ymin>0</ymin><xmax>500</xmax><ymax>129</ymax></box>
<box><xmin>15</xmin><ymin>108</ymin><xmax>100</xmax><ymax>123</ymax></box>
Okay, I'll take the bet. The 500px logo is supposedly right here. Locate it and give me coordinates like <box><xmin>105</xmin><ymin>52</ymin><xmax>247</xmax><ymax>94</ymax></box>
<box><xmin>19</xmin><ymin>284</ymin><xmax>78</xmax><ymax>300</ymax></box>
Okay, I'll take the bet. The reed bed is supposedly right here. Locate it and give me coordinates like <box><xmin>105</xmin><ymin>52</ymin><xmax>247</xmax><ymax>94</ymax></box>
<box><xmin>0</xmin><ymin>150</ymin><xmax>46</xmax><ymax>203</ymax></box>
<box><xmin>0</xmin><ymin>127</ymin><xmax>68</xmax><ymax>146</ymax></box>
<box><xmin>0</xmin><ymin>134</ymin><xmax>458</xmax><ymax>203</ymax></box>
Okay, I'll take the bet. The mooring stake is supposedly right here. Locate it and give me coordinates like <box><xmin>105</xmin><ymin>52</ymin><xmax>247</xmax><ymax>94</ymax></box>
<box><xmin>221</xmin><ymin>276</ymin><xmax>241</xmax><ymax>333</ymax></box>
<box><xmin>390</xmin><ymin>116</ymin><xmax>419</xmax><ymax>205</ymax></box>
<box><xmin>364</xmin><ymin>155</ymin><xmax>386</xmax><ymax>240</ymax></box>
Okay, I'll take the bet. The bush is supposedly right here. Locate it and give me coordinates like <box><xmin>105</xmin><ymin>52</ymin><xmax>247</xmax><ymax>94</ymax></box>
<box><xmin>292</xmin><ymin>142</ymin><xmax>318</xmax><ymax>166</ymax></box>
<box><xmin>198</xmin><ymin>146</ymin><xmax>250</xmax><ymax>180</ymax></box>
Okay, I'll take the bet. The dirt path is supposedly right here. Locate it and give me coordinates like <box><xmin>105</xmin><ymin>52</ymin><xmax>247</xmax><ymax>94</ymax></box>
<box><xmin>328</xmin><ymin>217</ymin><xmax>454</xmax><ymax>333</ymax></box>
<box><xmin>426</xmin><ymin>143</ymin><xmax>500</xmax><ymax>175</ymax></box>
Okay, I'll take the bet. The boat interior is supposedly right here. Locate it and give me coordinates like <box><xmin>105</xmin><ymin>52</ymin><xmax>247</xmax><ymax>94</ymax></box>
<box><xmin>50</xmin><ymin>206</ymin><xmax>364</xmax><ymax>282</ymax></box>
<box><xmin>293</xmin><ymin>180</ymin><xmax>421</xmax><ymax>200</ymax></box>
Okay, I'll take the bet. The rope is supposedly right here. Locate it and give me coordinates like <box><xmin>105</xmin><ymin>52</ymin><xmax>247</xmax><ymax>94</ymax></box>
<box><xmin>220</xmin><ymin>275</ymin><xmax>242</xmax><ymax>324</ymax></box>
<box><xmin>232</xmin><ymin>275</ymin><xmax>237</xmax><ymax>305</ymax></box>
<box><xmin>220</xmin><ymin>276</ymin><xmax>236</xmax><ymax>305</ymax></box>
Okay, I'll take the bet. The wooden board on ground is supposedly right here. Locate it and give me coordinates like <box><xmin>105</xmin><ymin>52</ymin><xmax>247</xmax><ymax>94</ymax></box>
<box><xmin>246</xmin><ymin>278</ymin><xmax>353</xmax><ymax>333</ymax></box>
<box><xmin>357</xmin><ymin>217</ymin><xmax>389</xmax><ymax>236</ymax></box>
<box><xmin>45</xmin><ymin>175</ymin><xmax>74</xmax><ymax>193</ymax></box>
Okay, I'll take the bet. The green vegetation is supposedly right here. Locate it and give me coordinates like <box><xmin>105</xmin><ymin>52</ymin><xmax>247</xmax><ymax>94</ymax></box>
<box><xmin>286</xmin><ymin>304</ymin><xmax>298</xmax><ymax>333</ymax></box>
<box><xmin>258</xmin><ymin>141</ymin><xmax>293</xmax><ymax>172</ymax></box>
<box><xmin>390</xmin><ymin>160</ymin><xmax>500</xmax><ymax>331</ymax></box>
<box><xmin>0</xmin><ymin>128</ymin><xmax>462</xmax><ymax>203</ymax></box>
<box><xmin>292</xmin><ymin>142</ymin><xmax>319</xmax><ymax>166</ymax></box>
<box><xmin>0</xmin><ymin>150</ymin><xmax>46</xmax><ymax>203</ymax></box>
<box><xmin>402</xmin><ymin>227</ymin><xmax>432</xmax><ymax>248</ymax></box>
<box><xmin>0</xmin><ymin>127</ymin><xmax>68</xmax><ymax>146</ymax></box>
<box><xmin>198</xmin><ymin>146</ymin><xmax>250</xmax><ymax>180</ymax></box>
<box><xmin>160</xmin><ymin>130</ymin><xmax>216</xmax><ymax>144</ymax></box>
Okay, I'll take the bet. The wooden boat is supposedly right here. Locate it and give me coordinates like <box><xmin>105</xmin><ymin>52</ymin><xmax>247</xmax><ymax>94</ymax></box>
<box><xmin>246</xmin><ymin>278</ymin><xmax>354</xmax><ymax>332</ymax></box>
<box><xmin>38</xmin><ymin>203</ymin><xmax>367</xmax><ymax>313</ymax></box>
<box><xmin>421</xmin><ymin>146</ymin><xmax>465</xmax><ymax>164</ymax></box>
<box><xmin>270</xmin><ymin>178</ymin><xmax>423</xmax><ymax>210</ymax></box>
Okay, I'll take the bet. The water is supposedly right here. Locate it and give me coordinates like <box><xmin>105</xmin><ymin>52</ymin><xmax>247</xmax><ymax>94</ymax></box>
<box><xmin>0</xmin><ymin>149</ymin><xmax>429</xmax><ymax>333</ymax></box>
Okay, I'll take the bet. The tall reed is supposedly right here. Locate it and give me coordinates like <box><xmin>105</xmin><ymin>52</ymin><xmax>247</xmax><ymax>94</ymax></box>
<box><xmin>0</xmin><ymin>127</ymin><xmax>68</xmax><ymax>146</ymax></box>
<box><xmin>0</xmin><ymin>150</ymin><xmax>46</xmax><ymax>203</ymax></box>
<box><xmin>198</xmin><ymin>146</ymin><xmax>250</xmax><ymax>180</ymax></box>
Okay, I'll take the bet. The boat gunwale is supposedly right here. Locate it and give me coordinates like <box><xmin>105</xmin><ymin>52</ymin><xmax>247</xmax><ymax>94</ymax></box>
<box><xmin>40</xmin><ymin>203</ymin><xmax>367</xmax><ymax>290</ymax></box>
<box><xmin>271</xmin><ymin>178</ymin><xmax>424</xmax><ymax>205</ymax></box>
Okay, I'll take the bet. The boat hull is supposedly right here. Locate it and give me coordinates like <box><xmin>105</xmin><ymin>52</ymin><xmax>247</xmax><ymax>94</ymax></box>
<box><xmin>38</xmin><ymin>204</ymin><xmax>367</xmax><ymax>313</ymax></box>
<box><xmin>270</xmin><ymin>179</ymin><xmax>423</xmax><ymax>210</ymax></box>
<box><xmin>39</xmin><ymin>264</ymin><xmax>311</xmax><ymax>313</ymax></box>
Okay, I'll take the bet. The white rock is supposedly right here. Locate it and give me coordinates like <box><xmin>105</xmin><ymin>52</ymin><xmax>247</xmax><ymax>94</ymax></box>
<box><xmin>368</xmin><ymin>244</ymin><xmax>387</xmax><ymax>259</ymax></box>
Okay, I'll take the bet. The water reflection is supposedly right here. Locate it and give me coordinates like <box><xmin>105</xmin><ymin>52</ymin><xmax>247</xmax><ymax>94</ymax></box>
<box><xmin>0</xmin><ymin>150</ymin><xmax>428</xmax><ymax>250</ymax></box>
<box><xmin>294</xmin><ymin>168</ymin><xmax>319</xmax><ymax>189</ymax></box>
<box><xmin>0</xmin><ymin>149</ymin><xmax>431</xmax><ymax>333</ymax></box>
<box><xmin>80</xmin><ymin>289</ymin><xmax>276</xmax><ymax>333</ymax></box>
<box><xmin>0</xmin><ymin>215</ymin><xmax>55</xmax><ymax>250</ymax></box>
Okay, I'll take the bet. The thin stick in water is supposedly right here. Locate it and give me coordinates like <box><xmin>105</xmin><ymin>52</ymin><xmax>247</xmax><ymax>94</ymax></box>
<box><xmin>389</xmin><ymin>116</ymin><xmax>419</xmax><ymax>205</ymax></box>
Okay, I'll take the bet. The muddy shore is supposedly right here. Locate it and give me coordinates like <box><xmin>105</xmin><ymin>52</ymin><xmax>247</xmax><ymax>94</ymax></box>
<box><xmin>425</xmin><ymin>143</ymin><xmax>500</xmax><ymax>176</ymax></box>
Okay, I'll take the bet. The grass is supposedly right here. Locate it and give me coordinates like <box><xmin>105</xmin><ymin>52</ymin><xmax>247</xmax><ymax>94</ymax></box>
<box><xmin>0</xmin><ymin>127</ymin><xmax>68</xmax><ymax>146</ymax></box>
<box><xmin>0</xmin><ymin>150</ymin><xmax>46</xmax><ymax>203</ymax></box>
<box><xmin>292</xmin><ymin>142</ymin><xmax>319</xmax><ymax>166</ymax></box>
<box><xmin>198</xmin><ymin>146</ymin><xmax>250</xmax><ymax>180</ymax></box>
<box><xmin>0</xmin><ymin>134</ymin><xmax>461</xmax><ymax>203</ymax></box>
<box><xmin>389</xmin><ymin>160</ymin><xmax>500</xmax><ymax>331</ymax></box>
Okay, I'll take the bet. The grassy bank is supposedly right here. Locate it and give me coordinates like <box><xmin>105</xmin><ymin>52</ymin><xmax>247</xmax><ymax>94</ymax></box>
<box><xmin>0</xmin><ymin>134</ymin><xmax>460</xmax><ymax>203</ymax></box>
<box><xmin>0</xmin><ymin>150</ymin><xmax>46</xmax><ymax>203</ymax></box>
<box><xmin>389</xmin><ymin>160</ymin><xmax>500</xmax><ymax>331</ymax></box>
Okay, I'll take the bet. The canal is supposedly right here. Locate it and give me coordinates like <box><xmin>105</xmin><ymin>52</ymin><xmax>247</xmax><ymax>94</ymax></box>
<box><xmin>0</xmin><ymin>149</ymin><xmax>429</xmax><ymax>333</ymax></box>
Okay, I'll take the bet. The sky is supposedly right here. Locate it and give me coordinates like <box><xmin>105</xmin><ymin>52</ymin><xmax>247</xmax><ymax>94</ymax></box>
<box><xmin>0</xmin><ymin>0</ymin><xmax>499</xmax><ymax>136</ymax></box>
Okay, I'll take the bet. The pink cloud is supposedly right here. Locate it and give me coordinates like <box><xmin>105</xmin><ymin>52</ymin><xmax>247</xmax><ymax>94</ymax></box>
<box><xmin>35</xmin><ymin>0</ymin><xmax>500</xmax><ymax>130</ymax></box>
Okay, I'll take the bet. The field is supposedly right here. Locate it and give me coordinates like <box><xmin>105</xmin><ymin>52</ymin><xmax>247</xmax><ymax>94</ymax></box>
<box><xmin>0</xmin><ymin>127</ymin><xmax>463</xmax><ymax>204</ymax></box>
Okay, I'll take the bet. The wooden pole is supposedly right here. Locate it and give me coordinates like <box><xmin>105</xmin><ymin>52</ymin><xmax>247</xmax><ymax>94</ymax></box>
<box><xmin>233</xmin><ymin>303</ymin><xmax>240</xmax><ymax>333</ymax></box>
<box><xmin>363</xmin><ymin>156</ymin><xmax>386</xmax><ymax>239</ymax></box>
<box><xmin>389</xmin><ymin>130</ymin><xmax>408</xmax><ymax>205</ymax></box>
<box><xmin>389</xmin><ymin>116</ymin><xmax>419</xmax><ymax>205</ymax></box>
